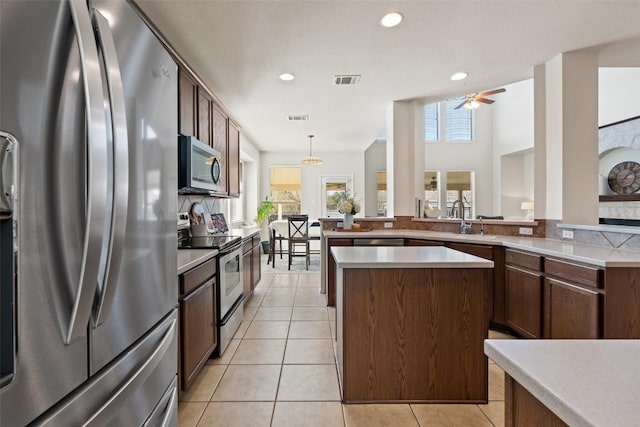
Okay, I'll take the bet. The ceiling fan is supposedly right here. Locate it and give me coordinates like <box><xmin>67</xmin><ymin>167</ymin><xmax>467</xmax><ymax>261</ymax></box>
<box><xmin>454</xmin><ymin>88</ymin><xmax>506</xmax><ymax>110</ymax></box>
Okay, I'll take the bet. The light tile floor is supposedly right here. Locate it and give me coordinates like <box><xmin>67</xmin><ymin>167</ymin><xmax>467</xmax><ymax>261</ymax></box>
<box><xmin>178</xmin><ymin>255</ymin><xmax>512</xmax><ymax>427</ymax></box>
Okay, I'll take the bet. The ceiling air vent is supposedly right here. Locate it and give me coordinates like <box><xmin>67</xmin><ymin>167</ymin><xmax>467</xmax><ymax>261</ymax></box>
<box><xmin>287</xmin><ymin>115</ymin><xmax>309</xmax><ymax>121</ymax></box>
<box><xmin>334</xmin><ymin>75</ymin><xmax>361</xmax><ymax>85</ymax></box>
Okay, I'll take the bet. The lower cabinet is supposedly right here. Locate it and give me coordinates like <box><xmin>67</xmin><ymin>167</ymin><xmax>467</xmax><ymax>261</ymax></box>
<box><xmin>544</xmin><ymin>277</ymin><xmax>602</xmax><ymax>339</ymax></box>
<box><xmin>179</xmin><ymin>257</ymin><xmax>217</xmax><ymax>392</ymax></box>
<box><xmin>242</xmin><ymin>233</ymin><xmax>262</xmax><ymax>305</ymax></box>
<box><xmin>506</xmin><ymin>265</ymin><xmax>543</xmax><ymax>338</ymax></box>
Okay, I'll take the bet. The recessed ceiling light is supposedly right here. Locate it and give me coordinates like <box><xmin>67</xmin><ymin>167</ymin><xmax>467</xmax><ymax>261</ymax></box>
<box><xmin>450</xmin><ymin>72</ymin><xmax>468</xmax><ymax>81</ymax></box>
<box><xmin>279</xmin><ymin>73</ymin><xmax>295</xmax><ymax>81</ymax></box>
<box><xmin>380</xmin><ymin>11</ymin><xmax>403</xmax><ymax>28</ymax></box>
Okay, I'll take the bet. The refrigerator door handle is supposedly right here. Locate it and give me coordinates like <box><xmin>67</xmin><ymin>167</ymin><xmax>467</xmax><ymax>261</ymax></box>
<box><xmin>83</xmin><ymin>317</ymin><xmax>177</xmax><ymax>426</ymax></box>
<box><xmin>0</xmin><ymin>131</ymin><xmax>18</xmax><ymax>213</ymax></box>
<box><xmin>66</xmin><ymin>0</ymin><xmax>109</xmax><ymax>344</ymax></box>
<box><xmin>91</xmin><ymin>9</ymin><xmax>129</xmax><ymax>327</ymax></box>
<box><xmin>142</xmin><ymin>379</ymin><xmax>178</xmax><ymax>427</ymax></box>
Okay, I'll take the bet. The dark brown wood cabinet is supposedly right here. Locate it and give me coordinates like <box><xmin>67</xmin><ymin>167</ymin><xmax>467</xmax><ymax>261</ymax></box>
<box><xmin>228</xmin><ymin>122</ymin><xmax>240</xmax><ymax>197</ymax></box>
<box><xmin>544</xmin><ymin>277</ymin><xmax>601</xmax><ymax>339</ymax></box>
<box><xmin>404</xmin><ymin>239</ymin><xmax>443</xmax><ymax>246</ymax></box>
<box><xmin>505</xmin><ymin>265</ymin><xmax>543</xmax><ymax>338</ymax></box>
<box><xmin>197</xmin><ymin>88</ymin><xmax>213</xmax><ymax>146</ymax></box>
<box><xmin>604</xmin><ymin>267</ymin><xmax>640</xmax><ymax>338</ymax></box>
<box><xmin>179</xmin><ymin>258</ymin><xmax>217</xmax><ymax>392</ymax></box>
<box><xmin>505</xmin><ymin>375</ymin><xmax>568</xmax><ymax>427</ymax></box>
<box><xmin>211</xmin><ymin>103</ymin><xmax>228</xmax><ymax>195</ymax></box>
<box><xmin>242</xmin><ymin>233</ymin><xmax>262</xmax><ymax>305</ymax></box>
<box><xmin>178</xmin><ymin>70</ymin><xmax>197</xmax><ymax>137</ymax></box>
<box><xmin>327</xmin><ymin>238</ymin><xmax>354</xmax><ymax>306</ymax></box>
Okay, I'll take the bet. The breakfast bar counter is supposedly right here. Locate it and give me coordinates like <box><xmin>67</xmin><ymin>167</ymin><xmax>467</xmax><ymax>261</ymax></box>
<box><xmin>332</xmin><ymin>246</ymin><xmax>493</xmax><ymax>403</ymax></box>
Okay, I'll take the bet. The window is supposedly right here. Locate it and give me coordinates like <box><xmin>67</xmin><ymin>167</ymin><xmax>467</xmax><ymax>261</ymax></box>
<box><xmin>230</xmin><ymin>162</ymin><xmax>244</xmax><ymax>224</ymax></box>
<box><xmin>445</xmin><ymin>171</ymin><xmax>474</xmax><ymax>219</ymax></box>
<box><xmin>423</xmin><ymin>103</ymin><xmax>439</xmax><ymax>141</ymax></box>
<box><xmin>423</xmin><ymin>101</ymin><xmax>474</xmax><ymax>142</ymax></box>
<box><xmin>269</xmin><ymin>166</ymin><xmax>301</xmax><ymax>215</ymax></box>
<box><xmin>445</xmin><ymin>100</ymin><xmax>473</xmax><ymax>141</ymax></box>
<box><xmin>321</xmin><ymin>175</ymin><xmax>353</xmax><ymax>217</ymax></box>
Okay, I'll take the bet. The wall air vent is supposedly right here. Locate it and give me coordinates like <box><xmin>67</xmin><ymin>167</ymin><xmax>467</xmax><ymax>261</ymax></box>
<box><xmin>334</xmin><ymin>75</ymin><xmax>361</xmax><ymax>85</ymax></box>
<box><xmin>287</xmin><ymin>115</ymin><xmax>309</xmax><ymax>121</ymax></box>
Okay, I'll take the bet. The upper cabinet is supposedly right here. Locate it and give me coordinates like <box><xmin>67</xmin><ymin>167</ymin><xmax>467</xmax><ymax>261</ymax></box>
<box><xmin>211</xmin><ymin>103</ymin><xmax>228</xmax><ymax>195</ymax></box>
<box><xmin>197</xmin><ymin>88</ymin><xmax>213</xmax><ymax>146</ymax></box>
<box><xmin>177</xmin><ymin>66</ymin><xmax>242</xmax><ymax>198</ymax></box>
<box><xmin>178</xmin><ymin>70</ymin><xmax>197</xmax><ymax>137</ymax></box>
<box><xmin>228</xmin><ymin>121</ymin><xmax>240</xmax><ymax>197</ymax></box>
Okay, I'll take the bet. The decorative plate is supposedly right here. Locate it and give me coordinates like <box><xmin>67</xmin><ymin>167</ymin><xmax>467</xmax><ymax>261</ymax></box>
<box><xmin>608</xmin><ymin>161</ymin><xmax>640</xmax><ymax>195</ymax></box>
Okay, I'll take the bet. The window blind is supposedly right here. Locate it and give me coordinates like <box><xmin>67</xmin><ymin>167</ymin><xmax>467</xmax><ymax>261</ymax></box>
<box><xmin>423</xmin><ymin>103</ymin><xmax>439</xmax><ymax>141</ymax></box>
<box><xmin>445</xmin><ymin>100</ymin><xmax>473</xmax><ymax>141</ymax></box>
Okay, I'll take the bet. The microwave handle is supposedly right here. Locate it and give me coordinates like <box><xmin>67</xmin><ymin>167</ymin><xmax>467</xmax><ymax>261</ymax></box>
<box><xmin>210</xmin><ymin>156</ymin><xmax>221</xmax><ymax>184</ymax></box>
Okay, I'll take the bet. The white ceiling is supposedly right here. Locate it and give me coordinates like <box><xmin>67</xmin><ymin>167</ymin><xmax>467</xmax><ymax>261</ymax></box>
<box><xmin>135</xmin><ymin>0</ymin><xmax>640</xmax><ymax>153</ymax></box>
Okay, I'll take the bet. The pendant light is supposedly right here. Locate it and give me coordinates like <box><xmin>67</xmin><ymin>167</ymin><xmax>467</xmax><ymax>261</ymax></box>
<box><xmin>301</xmin><ymin>134</ymin><xmax>323</xmax><ymax>165</ymax></box>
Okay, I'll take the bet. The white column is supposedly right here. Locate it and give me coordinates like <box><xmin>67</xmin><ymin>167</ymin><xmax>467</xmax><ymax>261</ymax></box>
<box><xmin>545</xmin><ymin>52</ymin><xmax>599</xmax><ymax>224</ymax></box>
<box><xmin>533</xmin><ymin>64</ymin><xmax>547</xmax><ymax>220</ymax></box>
<box><xmin>386</xmin><ymin>100</ymin><xmax>424</xmax><ymax>217</ymax></box>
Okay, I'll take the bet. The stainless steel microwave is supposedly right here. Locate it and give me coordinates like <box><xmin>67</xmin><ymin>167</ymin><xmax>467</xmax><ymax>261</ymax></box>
<box><xmin>178</xmin><ymin>135</ymin><xmax>224</xmax><ymax>194</ymax></box>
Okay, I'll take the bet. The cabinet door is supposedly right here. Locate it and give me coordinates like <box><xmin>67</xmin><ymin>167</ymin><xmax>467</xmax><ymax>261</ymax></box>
<box><xmin>404</xmin><ymin>239</ymin><xmax>443</xmax><ymax>246</ymax></box>
<box><xmin>178</xmin><ymin>70</ymin><xmax>197</xmax><ymax>136</ymax></box>
<box><xmin>197</xmin><ymin>88</ymin><xmax>212</xmax><ymax>145</ymax></box>
<box><xmin>181</xmin><ymin>279</ymin><xmax>216</xmax><ymax>390</ymax></box>
<box><xmin>506</xmin><ymin>266</ymin><xmax>543</xmax><ymax>338</ymax></box>
<box><xmin>228</xmin><ymin>122</ymin><xmax>240</xmax><ymax>197</ymax></box>
<box><xmin>252</xmin><ymin>245</ymin><xmax>261</xmax><ymax>290</ymax></box>
<box><xmin>242</xmin><ymin>250</ymin><xmax>252</xmax><ymax>302</ymax></box>
<box><xmin>544</xmin><ymin>278</ymin><xmax>601</xmax><ymax>339</ymax></box>
<box><xmin>211</xmin><ymin>103</ymin><xmax>228</xmax><ymax>194</ymax></box>
<box><xmin>327</xmin><ymin>239</ymin><xmax>353</xmax><ymax>307</ymax></box>
<box><xmin>446</xmin><ymin>242</ymin><xmax>496</xmax><ymax>324</ymax></box>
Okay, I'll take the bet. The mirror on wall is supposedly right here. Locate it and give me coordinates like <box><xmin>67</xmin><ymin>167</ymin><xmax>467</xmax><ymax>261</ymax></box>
<box><xmin>446</xmin><ymin>171</ymin><xmax>474</xmax><ymax>219</ymax></box>
<box><xmin>320</xmin><ymin>175</ymin><xmax>353</xmax><ymax>217</ymax></box>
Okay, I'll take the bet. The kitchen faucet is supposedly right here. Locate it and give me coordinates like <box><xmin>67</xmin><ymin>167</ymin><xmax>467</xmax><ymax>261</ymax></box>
<box><xmin>450</xmin><ymin>199</ymin><xmax>472</xmax><ymax>234</ymax></box>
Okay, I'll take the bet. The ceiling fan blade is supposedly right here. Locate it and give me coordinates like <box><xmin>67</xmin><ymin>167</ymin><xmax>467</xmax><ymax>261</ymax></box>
<box><xmin>477</xmin><ymin>88</ymin><xmax>506</xmax><ymax>97</ymax></box>
<box><xmin>476</xmin><ymin>97</ymin><xmax>495</xmax><ymax>104</ymax></box>
<box><xmin>454</xmin><ymin>101</ymin><xmax>467</xmax><ymax>110</ymax></box>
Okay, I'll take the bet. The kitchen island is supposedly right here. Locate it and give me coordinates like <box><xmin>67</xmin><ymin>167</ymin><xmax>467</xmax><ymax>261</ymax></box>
<box><xmin>332</xmin><ymin>246</ymin><xmax>494</xmax><ymax>403</ymax></box>
<box><xmin>485</xmin><ymin>339</ymin><xmax>640</xmax><ymax>426</ymax></box>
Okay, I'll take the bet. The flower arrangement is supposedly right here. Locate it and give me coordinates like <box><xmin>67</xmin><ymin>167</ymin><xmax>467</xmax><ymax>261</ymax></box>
<box><xmin>337</xmin><ymin>192</ymin><xmax>361</xmax><ymax>215</ymax></box>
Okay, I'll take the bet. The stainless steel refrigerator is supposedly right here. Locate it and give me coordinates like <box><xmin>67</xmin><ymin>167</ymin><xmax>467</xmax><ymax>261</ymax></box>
<box><xmin>0</xmin><ymin>0</ymin><xmax>178</xmax><ymax>425</ymax></box>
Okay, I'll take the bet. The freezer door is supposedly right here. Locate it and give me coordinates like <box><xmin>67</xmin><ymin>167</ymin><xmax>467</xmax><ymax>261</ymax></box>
<box><xmin>1</xmin><ymin>1</ymin><xmax>106</xmax><ymax>424</ymax></box>
<box><xmin>88</xmin><ymin>0</ymin><xmax>178</xmax><ymax>374</ymax></box>
<box><xmin>33</xmin><ymin>310</ymin><xmax>178</xmax><ymax>426</ymax></box>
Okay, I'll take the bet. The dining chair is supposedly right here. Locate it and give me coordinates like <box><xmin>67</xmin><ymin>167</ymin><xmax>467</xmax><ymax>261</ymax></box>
<box><xmin>287</xmin><ymin>214</ymin><xmax>310</xmax><ymax>270</ymax></box>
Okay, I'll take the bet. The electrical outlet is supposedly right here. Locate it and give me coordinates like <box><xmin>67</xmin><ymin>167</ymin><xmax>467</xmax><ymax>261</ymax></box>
<box><xmin>519</xmin><ymin>227</ymin><xmax>533</xmax><ymax>236</ymax></box>
<box><xmin>562</xmin><ymin>230</ymin><xmax>574</xmax><ymax>240</ymax></box>
<box><xmin>338</xmin><ymin>221</ymin><xmax>344</xmax><ymax>228</ymax></box>
<box><xmin>384</xmin><ymin>222</ymin><xmax>393</xmax><ymax>228</ymax></box>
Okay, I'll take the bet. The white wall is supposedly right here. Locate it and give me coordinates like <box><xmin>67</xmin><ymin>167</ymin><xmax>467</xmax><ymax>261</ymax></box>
<box><xmin>260</xmin><ymin>151</ymin><xmax>365</xmax><ymax>219</ymax></box>
<box><xmin>240</xmin><ymin>134</ymin><xmax>261</xmax><ymax>224</ymax></box>
<box><xmin>599</xmin><ymin>68</ymin><xmax>640</xmax><ymax>126</ymax></box>
<box><xmin>424</xmin><ymin>103</ymin><xmax>495</xmax><ymax>217</ymax></box>
<box><xmin>364</xmin><ymin>141</ymin><xmax>386</xmax><ymax>216</ymax></box>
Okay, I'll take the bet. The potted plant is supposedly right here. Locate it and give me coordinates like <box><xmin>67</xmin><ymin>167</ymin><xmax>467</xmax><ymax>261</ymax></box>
<box><xmin>255</xmin><ymin>197</ymin><xmax>275</xmax><ymax>254</ymax></box>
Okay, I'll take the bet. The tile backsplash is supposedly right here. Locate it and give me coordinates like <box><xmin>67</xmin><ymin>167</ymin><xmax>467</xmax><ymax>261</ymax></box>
<box><xmin>178</xmin><ymin>195</ymin><xmax>228</xmax><ymax>216</ymax></box>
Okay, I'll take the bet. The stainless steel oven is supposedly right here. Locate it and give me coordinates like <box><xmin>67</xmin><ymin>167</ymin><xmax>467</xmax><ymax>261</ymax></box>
<box><xmin>217</xmin><ymin>240</ymin><xmax>243</xmax><ymax>355</ymax></box>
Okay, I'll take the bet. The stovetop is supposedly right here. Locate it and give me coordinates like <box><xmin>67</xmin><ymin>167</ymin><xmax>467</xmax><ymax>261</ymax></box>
<box><xmin>177</xmin><ymin>227</ymin><xmax>242</xmax><ymax>251</ymax></box>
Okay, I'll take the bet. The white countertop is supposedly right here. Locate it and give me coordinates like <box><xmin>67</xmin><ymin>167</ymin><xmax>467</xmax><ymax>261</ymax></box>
<box><xmin>322</xmin><ymin>229</ymin><xmax>640</xmax><ymax>267</ymax></box>
<box><xmin>177</xmin><ymin>249</ymin><xmax>218</xmax><ymax>275</ymax></box>
<box><xmin>331</xmin><ymin>246</ymin><xmax>494</xmax><ymax>269</ymax></box>
<box><xmin>485</xmin><ymin>339</ymin><xmax>640</xmax><ymax>427</ymax></box>
<box><xmin>230</xmin><ymin>227</ymin><xmax>260</xmax><ymax>240</ymax></box>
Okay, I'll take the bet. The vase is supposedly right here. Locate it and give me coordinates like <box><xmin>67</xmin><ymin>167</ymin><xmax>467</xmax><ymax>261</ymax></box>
<box><xmin>343</xmin><ymin>213</ymin><xmax>354</xmax><ymax>229</ymax></box>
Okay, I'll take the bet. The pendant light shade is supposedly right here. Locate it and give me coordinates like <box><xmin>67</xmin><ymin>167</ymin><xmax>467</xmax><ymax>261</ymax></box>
<box><xmin>301</xmin><ymin>134</ymin><xmax>323</xmax><ymax>165</ymax></box>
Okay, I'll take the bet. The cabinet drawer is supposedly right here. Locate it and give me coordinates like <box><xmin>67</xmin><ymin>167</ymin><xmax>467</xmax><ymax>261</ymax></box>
<box><xmin>242</xmin><ymin>239</ymin><xmax>253</xmax><ymax>254</ymax></box>
<box><xmin>545</xmin><ymin>258</ymin><xmax>602</xmax><ymax>289</ymax></box>
<box><xmin>180</xmin><ymin>258</ymin><xmax>216</xmax><ymax>296</ymax></box>
<box><xmin>252</xmin><ymin>234</ymin><xmax>261</xmax><ymax>247</ymax></box>
<box><xmin>506</xmin><ymin>249</ymin><xmax>542</xmax><ymax>271</ymax></box>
